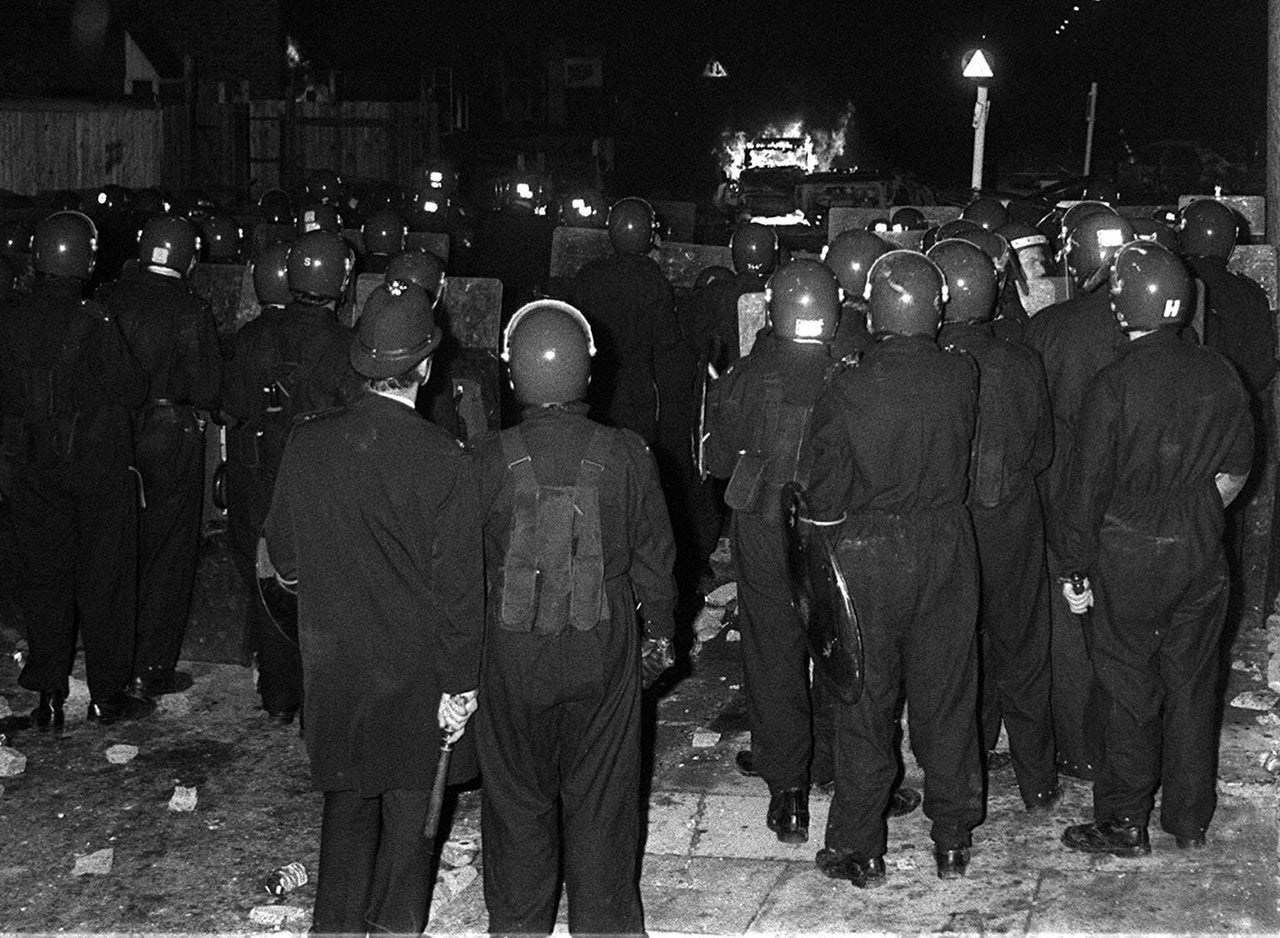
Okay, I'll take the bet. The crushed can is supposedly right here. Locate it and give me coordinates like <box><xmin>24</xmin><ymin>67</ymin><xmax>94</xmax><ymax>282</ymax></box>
<box><xmin>262</xmin><ymin>861</ymin><xmax>308</xmax><ymax>896</ymax></box>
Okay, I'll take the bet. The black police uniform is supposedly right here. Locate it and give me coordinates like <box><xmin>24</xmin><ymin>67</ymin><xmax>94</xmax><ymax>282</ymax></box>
<box><xmin>1024</xmin><ymin>289</ymin><xmax>1122</xmax><ymax>779</ymax></box>
<box><xmin>221</xmin><ymin>299</ymin><xmax>359</xmax><ymax>716</ymax></box>
<box><xmin>570</xmin><ymin>252</ymin><xmax>680</xmax><ymax>445</ymax></box>
<box><xmin>806</xmin><ymin>334</ymin><xmax>983</xmax><ymax>861</ymax></box>
<box><xmin>706</xmin><ymin>333</ymin><xmax>836</xmax><ymax>793</ymax></box>
<box><xmin>830</xmin><ymin>301</ymin><xmax>872</xmax><ymax>361</ymax></box>
<box><xmin>1057</xmin><ymin>330</ymin><xmax>1252</xmax><ymax>840</ymax></box>
<box><xmin>98</xmin><ymin>266</ymin><xmax>221</xmax><ymax>687</ymax></box>
<box><xmin>0</xmin><ymin>277</ymin><xmax>147</xmax><ymax>703</ymax></box>
<box><xmin>1189</xmin><ymin>255</ymin><xmax>1277</xmax><ymax>403</ymax></box>
<box><xmin>939</xmin><ymin>321</ymin><xmax>1056</xmax><ymax>804</ymax></box>
<box><xmin>474</xmin><ymin>402</ymin><xmax>676</xmax><ymax>936</ymax></box>
<box><xmin>991</xmin><ymin>277</ymin><xmax>1030</xmax><ymax>345</ymax></box>
<box><xmin>264</xmin><ymin>392</ymin><xmax>483</xmax><ymax>935</ymax></box>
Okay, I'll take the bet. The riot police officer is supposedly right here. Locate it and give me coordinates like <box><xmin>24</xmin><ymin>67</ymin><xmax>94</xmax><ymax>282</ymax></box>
<box><xmin>821</xmin><ymin>229</ymin><xmax>888</xmax><ymax>360</ymax></box>
<box><xmin>1058</xmin><ymin>241</ymin><xmax>1252</xmax><ymax>856</ymax></box>
<box><xmin>475</xmin><ymin>299</ymin><xmax>676</xmax><ymax>935</ymax></box>
<box><xmin>569</xmin><ymin>197</ymin><xmax>680</xmax><ymax>446</ymax></box>
<box><xmin>360</xmin><ymin>208</ymin><xmax>408</xmax><ymax>276</ymax></box>
<box><xmin>97</xmin><ymin>214</ymin><xmax>221</xmax><ymax>697</ymax></box>
<box><xmin>704</xmin><ymin>260</ymin><xmax>846</xmax><ymax>843</ymax></box>
<box><xmin>807</xmin><ymin>250</ymin><xmax>982</xmax><ymax>887</ymax></box>
<box><xmin>704</xmin><ymin>222</ymin><xmax>779</xmax><ymax>371</ymax></box>
<box><xmin>201</xmin><ymin>216</ymin><xmax>243</xmax><ymax>264</ymax></box>
<box><xmin>222</xmin><ymin>230</ymin><xmax>360</xmax><ymax>723</ymax></box>
<box><xmin>928</xmin><ymin>238</ymin><xmax>1057</xmax><ymax>810</ymax></box>
<box><xmin>383</xmin><ymin>248</ymin><xmax>447</xmax><ymax>305</ymax></box>
<box><xmin>1024</xmin><ymin>210</ymin><xmax>1134</xmax><ymax>780</ymax></box>
<box><xmin>0</xmin><ymin>211</ymin><xmax>152</xmax><ymax>724</ymax></box>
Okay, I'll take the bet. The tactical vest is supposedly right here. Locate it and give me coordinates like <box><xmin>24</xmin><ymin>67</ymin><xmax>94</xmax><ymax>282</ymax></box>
<box><xmin>5</xmin><ymin>305</ymin><xmax>96</xmax><ymax>469</ymax></box>
<box><xmin>725</xmin><ymin>372</ymin><xmax>819</xmax><ymax>512</ymax></box>
<box><xmin>497</xmin><ymin>425</ymin><xmax>610</xmax><ymax>634</ymax></box>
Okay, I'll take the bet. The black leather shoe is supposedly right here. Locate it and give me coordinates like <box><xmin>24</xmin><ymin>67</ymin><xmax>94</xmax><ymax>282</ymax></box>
<box><xmin>735</xmin><ymin>749</ymin><xmax>758</xmax><ymax>777</ymax></box>
<box><xmin>888</xmin><ymin>786</ymin><xmax>922</xmax><ymax>817</ymax></box>
<box><xmin>815</xmin><ymin>848</ymin><xmax>886</xmax><ymax>888</ymax></box>
<box><xmin>1025</xmin><ymin>783</ymin><xmax>1063</xmax><ymax>815</ymax></box>
<box><xmin>935</xmin><ymin>846</ymin><xmax>970</xmax><ymax>880</ymax></box>
<box><xmin>141</xmin><ymin>670</ymin><xmax>194</xmax><ymax>696</ymax></box>
<box><xmin>1175</xmin><ymin>834</ymin><xmax>1206</xmax><ymax>849</ymax></box>
<box><xmin>31</xmin><ymin>691</ymin><xmax>66</xmax><ymax>729</ymax></box>
<box><xmin>87</xmin><ymin>692</ymin><xmax>156</xmax><ymax>725</ymax></box>
<box><xmin>767</xmin><ymin>788</ymin><xmax>809</xmax><ymax>844</ymax></box>
<box><xmin>1061</xmin><ymin>819</ymin><xmax>1150</xmax><ymax>857</ymax></box>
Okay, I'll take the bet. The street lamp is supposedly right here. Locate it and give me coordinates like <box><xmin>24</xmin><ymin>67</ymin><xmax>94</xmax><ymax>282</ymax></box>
<box><xmin>962</xmin><ymin>49</ymin><xmax>993</xmax><ymax>193</ymax></box>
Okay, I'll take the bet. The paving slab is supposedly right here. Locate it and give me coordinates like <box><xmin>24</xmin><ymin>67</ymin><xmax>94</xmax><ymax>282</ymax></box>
<box><xmin>692</xmin><ymin>794</ymin><xmax>828</xmax><ymax>862</ymax></box>
<box><xmin>642</xmin><ymin>855</ymin><xmax>788</xmax><ymax>935</ymax></box>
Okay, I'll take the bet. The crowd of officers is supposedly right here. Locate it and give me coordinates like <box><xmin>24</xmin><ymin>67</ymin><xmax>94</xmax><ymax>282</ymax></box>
<box><xmin>0</xmin><ymin>166</ymin><xmax>1270</xmax><ymax>932</ymax></box>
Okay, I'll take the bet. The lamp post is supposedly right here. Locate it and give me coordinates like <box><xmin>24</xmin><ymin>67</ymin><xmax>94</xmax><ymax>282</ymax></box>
<box><xmin>962</xmin><ymin>49</ymin><xmax>994</xmax><ymax>194</ymax></box>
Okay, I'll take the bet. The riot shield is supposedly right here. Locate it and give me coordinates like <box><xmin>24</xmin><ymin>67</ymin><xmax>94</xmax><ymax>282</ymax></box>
<box><xmin>782</xmin><ymin>481</ymin><xmax>863</xmax><ymax>704</ymax></box>
<box><xmin>690</xmin><ymin>342</ymin><xmax>717</xmax><ymax>482</ymax></box>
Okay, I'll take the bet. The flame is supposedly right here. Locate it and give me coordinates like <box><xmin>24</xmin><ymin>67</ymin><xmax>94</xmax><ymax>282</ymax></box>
<box><xmin>286</xmin><ymin>35</ymin><xmax>303</xmax><ymax>69</ymax></box>
<box><xmin>718</xmin><ymin>104</ymin><xmax>854</xmax><ymax>181</ymax></box>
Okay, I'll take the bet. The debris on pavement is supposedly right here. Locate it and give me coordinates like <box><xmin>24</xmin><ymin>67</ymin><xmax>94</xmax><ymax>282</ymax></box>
<box><xmin>72</xmin><ymin>848</ymin><xmax>114</xmax><ymax>876</ymax></box>
<box><xmin>724</xmin><ymin>628</ymin><xmax>740</xmax><ymax>643</ymax></box>
<box><xmin>105</xmin><ymin>744</ymin><xmax>139</xmax><ymax>765</ymax></box>
<box><xmin>691</xmin><ymin>729</ymin><xmax>721</xmax><ymax>748</ymax></box>
<box><xmin>168</xmin><ymin>785</ymin><xmax>198</xmax><ymax>813</ymax></box>
<box><xmin>705</xmin><ymin>581</ymin><xmax>738</xmax><ymax>607</ymax></box>
<box><xmin>441</xmin><ymin>837</ymin><xmax>479</xmax><ymax>868</ymax></box>
<box><xmin>435</xmin><ymin>864</ymin><xmax>478</xmax><ymax>901</ymax></box>
<box><xmin>262</xmin><ymin>861</ymin><xmax>308</xmax><ymax>896</ymax></box>
<box><xmin>156</xmin><ymin>693</ymin><xmax>192</xmax><ymax>717</ymax></box>
<box><xmin>0</xmin><ymin>745</ymin><xmax>27</xmax><ymax>777</ymax></box>
<box><xmin>693</xmin><ymin>606</ymin><xmax>726</xmax><ymax>643</ymax></box>
<box><xmin>1230</xmin><ymin>689</ymin><xmax>1279</xmax><ymax>711</ymax></box>
<box><xmin>248</xmin><ymin>904</ymin><xmax>308</xmax><ymax>927</ymax></box>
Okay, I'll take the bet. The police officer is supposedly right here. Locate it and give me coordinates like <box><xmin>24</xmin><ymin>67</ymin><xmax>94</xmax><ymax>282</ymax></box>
<box><xmin>383</xmin><ymin>249</ymin><xmax>447</xmax><ymax>305</ymax></box>
<box><xmin>961</xmin><ymin>196</ymin><xmax>1009</xmax><ymax>232</ymax></box>
<box><xmin>1024</xmin><ymin>209</ymin><xmax>1134</xmax><ymax>780</ymax></box>
<box><xmin>222</xmin><ymin>230</ymin><xmax>360</xmax><ymax>723</ymax></box>
<box><xmin>297</xmin><ymin>202</ymin><xmax>342</xmax><ymax>236</ymax></box>
<box><xmin>569</xmin><ymin>197</ymin><xmax>680</xmax><ymax>446</ymax></box>
<box><xmin>0</xmin><ymin>211</ymin><xmax>153</xmax><ymax>724</ymax></box>
<box><xmin>1058</xmin><ymin>241</ymin><xmax>1252</xmax><ymax>856</ymax></box>
<box><xmin>360</xmin><ymin>208</ymin><xmax>408</xmax><ymax>276</ymax></box>
<box><xmin>705</xmin><ymin>222</ymin><xmax>779</xmax><ymax>371</ymax></box>
<box><xmin>807</xmin><ymin>250</ymin><xmax>982</xmax><ymax>887</ymax></box>
<box><xmin>97</xmin><ymin>214</ymin><xmax>221</xmax><ymax>696</ymax></box>
<box><xmin>201</xmin><ymin>216</ymin><xmax>243</xmax><ymax>265</ymax></box>
<box><xmin>704</xmin><ymin>260</ymin><xmax>845</xmax><ymax>843</ymax></box>
<box><xmin>475</xmin><ymin>299</ymin><xmax>676</xmax><ymax>935</ymax></box>
<box><xmin>263</xmin><ymin>281</ymin><xmax>482</xmax><ymax>934</ymax></box>
<box><xmin>928</xmin><ymin>238</ymin><xmax>1057</xmax><ymax>810</ymax></box>
<box><xmin>821</xmin><ymin>229</ymin><xmax>888</xmax><ymax>360</ymax></box>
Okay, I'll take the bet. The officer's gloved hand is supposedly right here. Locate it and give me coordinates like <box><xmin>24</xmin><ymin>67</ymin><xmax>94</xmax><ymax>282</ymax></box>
<box><xmin>640</xmin><ymin>637</ymin><xmax>675</xmax><ymax>689</ymax></box>
<box><xmin>1062</xmin><ymin>576</ymin><xmax>1094</xmax><ymax>615</ymax></box>
<box><xmin>438</xmin><ymin>690</ymin><xmax>479</xmax><ymax>745</ymax></box>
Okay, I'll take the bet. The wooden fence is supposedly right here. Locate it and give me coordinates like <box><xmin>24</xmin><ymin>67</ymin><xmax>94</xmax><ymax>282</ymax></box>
<box><xmin>0</xmin><ymin>101</ymin><xmax>186</xmax><ymax>194</ymax></box>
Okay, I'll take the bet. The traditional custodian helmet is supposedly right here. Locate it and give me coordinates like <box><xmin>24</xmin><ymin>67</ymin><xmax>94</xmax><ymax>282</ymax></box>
<box><xmin>865</xmin><ymin>249</ymin><xmax>947</xmax><ymax>338</ymax></box>
<box><xmin>766</xmin><ymin>259</ymin><xmax>842</xmax><ymax>342</ymax></box>
<box><xmin>350</xmin><ymin>281</ymin><xmax>442</xmax><ymax>379</ymax></box>
<box><xmin>384</xmin><ymin>249</ymin><xmax>446</xmax><ymax>304</ymax></box>
<box><xmin>1109</xmin><ymin>241</ymin><xmax>1193</xmax><ymax>332</ymax></box>
<box><xmin>502</xmin><ymin>299</ymin><xmax>596</xmax><ymax>406</ymax></box>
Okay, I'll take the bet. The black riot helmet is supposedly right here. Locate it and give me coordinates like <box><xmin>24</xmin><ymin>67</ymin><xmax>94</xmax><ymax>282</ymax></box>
<box><xmin>766</xmin><ymin>259</ymin><xmax>842</xmax><ymax>342</ymax></box>
<box><xmin>252</xmin><ymin>239</ymin><xmax>293</xmax><ymax>308</ymax></box>
<box><xmin>33</xmin><ymin>211</ymin><xmax>98</xmax><ymax>280</ymax></box>
<box><xmin>693</xmin><ymin>265</ymin><xmax>734</xmax><ymax>291</ymax></box>
<box><xmin>1130</xmin><ymin>217</ymin><xmax>1179</xmax><ymax>252</ymax></box>
<box><xmin>607</xmin><ymin>197</ymin><xmax>657</xmax><ymax>255</ymax></box>
<box><xmin>1064</xmin><ymin>212</ymin><xmax>1134</xmax><ymax>289</ymax></box>
<box><xmin>960</xmin><ymin>197</ymin><xmax>1009</xmax><ymax>231</ymax></box>
<box><xmin>258</xmin><ymin>188</ymin><xmax>295</xmax><ymax>226</ymax></box>
<box><xmin>201</xmin><ymin>215</ymin><xmax>242</xmax><ymax>263</ymax></box>
<box><xmin>502</xmin><ymin>299</ymin><xmax>596</xmax><ymax>406</ymax></box>
<box><xmin>865</xmin><ymin>250</ymin><xmax>947</xmax><ymax>338</ymax></box>
<box><xmin>934</xmin><ymin>218</ymin><xmax>981</xmax><ymax>243</ymax></box>
<box><xmin>1109</xmin><ymin>241</ymin><xmax>1193</xmax><ymax>332</ymax></box>
<box><xmin>730</xmin><ymin>223</ymin><xmax>779</xmax><ymax>276</ymax></box>
<box><xmin>287</xmin><ymin>230</ymin><xmax>352</xmax><ymax>302</ymax></box>
<box><xmin>306</xmin><ymin>169</ymin><xmax>343</xmax><ymax>206</ymax></box>
<box><xmin>350</xmin><ymin>281</ymin><xmax>442</xmax><ymax>379</ymax></box>
<box><xmin>138</xmin><ymin>214</ymin><xmax>200</xmax><ymax>275</ymax></box>
<box><xmin>927</xmin><ymin>239</ymin><xmax>999</xmax><ymax>324</ymax></box>
<box><xmin>890</xmin><ymin>207</ymin><xmax>929</xmax><ymax>231</ymax></box>
<box><xmin>363</xmin><ymin>209</ymin><xmax>408</xmax><ymax>257</ymax></box>
<box><xmin>297</xmin><ymin>202</ymin><xmax>342</xmax><ymax>235</ymax></box>
<box><xmin>384</xmin><ymin>249</ymin><xmax>446</xmax><ymax>305</ymax></box>
<box><xmin>821</xmin><ymin>230</ymin><xmax>889</xmax><ymax>300</ymax></box>
<box><xmin>0</xmin><ymin>219</ymin><xmax>34</xmax><ymax>260</ymax></box>
<box><xmin>1177</xmin><ymin>199</ymin><xmax>1238</xmax><ymax>259</ymax></box>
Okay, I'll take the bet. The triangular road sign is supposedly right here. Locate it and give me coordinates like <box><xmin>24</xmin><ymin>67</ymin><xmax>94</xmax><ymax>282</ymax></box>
<box><xmin>962</xmin><ymin>49</ymin><xmax>993</xmax><ymax>79</ymax></box>
<box><xmin>703</xmin><ymin>58</ymin><xmax>729</xmax><ymax>79</ymax></box>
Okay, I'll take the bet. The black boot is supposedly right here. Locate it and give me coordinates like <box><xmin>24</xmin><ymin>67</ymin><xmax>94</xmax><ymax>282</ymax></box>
<box><xmin>1061</xmin><ymin>818</ymin><xmax>1150</xmax><ymax>857</ymax></box>
<box><xmin>31</xmin><ymin>691</ymin><xmax>66</xmax><ymax>729</ymax></box>
<box><xmin>87</xmin><ymin>692</ymin><xmax>156</xmax><ymax>726</ymax></box>
<box><xmin>935</xmin><ymin>845</ymin><xmax>970</xmax><ymax>879</ymax></box>
<box><xmin>815</xmin><ymin>848</ymin><xmax>886</xmax><ymax>889</ymax></box>
<box><xmin>766</xmin><ymin>788</ymin><xmax>809</xmax><ymax>844</ymax></box>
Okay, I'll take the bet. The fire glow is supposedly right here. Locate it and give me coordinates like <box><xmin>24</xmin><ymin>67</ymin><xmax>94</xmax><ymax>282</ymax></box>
<box><xmin>718</xmin><ymin>104</ymin><xmax>854</xmax><ymax>181</ymax></box>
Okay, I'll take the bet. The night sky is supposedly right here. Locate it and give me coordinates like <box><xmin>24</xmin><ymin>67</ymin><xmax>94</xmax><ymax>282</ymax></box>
<box><xmin>289</xmin><ymin>0</ymin><xmax>1267</xmax><ymax>191</ymax></box>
